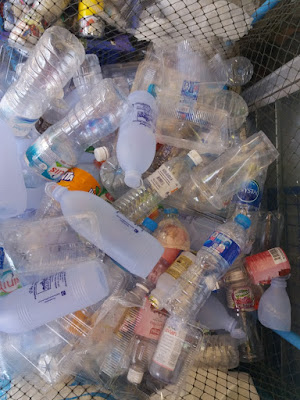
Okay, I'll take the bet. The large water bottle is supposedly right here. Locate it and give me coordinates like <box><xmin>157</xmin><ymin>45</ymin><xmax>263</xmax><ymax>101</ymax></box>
<box><xmin>0</xmin><ymin>260</ymin><xmax>110</xmax><ymax>334</ymax></box>
<box><xmin>113</xmin><ymin>150</ymin><xmax>202</xmax><ymax>224</ymax></box>
<box><xmin>164</xmin><ymin>214</ymin><xmax>251</xmax><ymax>319</ymax></box>
<box><xmin>0</xmin><ymin>27</ymin><xmax>85</xmax><ymax>137</ymax></box>
<box><xmin>25</xmin><ymin>79</ymin><xmax>129</xmax><ymax>181</ymax></box>
<box><xmin>73</xmin><ymin>54</ymin><xmax>103</xmax><ymax>97</ymax></box>
<box><xmin>116</xmin><ymin>90</ymin><xmax>158</xmax><ymax>188</ymax></box>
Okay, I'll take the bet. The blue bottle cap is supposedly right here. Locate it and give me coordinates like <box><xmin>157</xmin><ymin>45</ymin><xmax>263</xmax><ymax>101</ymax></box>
<box><xmin>142</xmin><ymin>217</ymin><xmax>158</xmax><ymax>232</ymax></box>
<box><xmin>234</xmin><ymin>214</ymin><xmax>251</xmax><ymax>229</ymax></box>
<box><xmin>164</xmin><ymin>207</ymin><xmax>179</xmax><ymax>215</ymax></box>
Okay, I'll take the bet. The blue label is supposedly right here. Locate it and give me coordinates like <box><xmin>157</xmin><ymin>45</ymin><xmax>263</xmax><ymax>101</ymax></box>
<box><xmin>203</xmin><ymin>231</ymin><xmax>240</xmax><ymax>265</ymax></box>
<box><xmin>232</xmin><ymin>179</ymin><xmax>261</xmax><ymax>208</ymax></box>
<box><xmin>0</xmin><ymin>248</ymin><xmax>4</xmax><ymax>270</ymax></box>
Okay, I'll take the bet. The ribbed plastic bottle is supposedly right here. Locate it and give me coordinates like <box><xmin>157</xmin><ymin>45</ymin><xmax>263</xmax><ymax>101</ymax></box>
<box><xmin>25</xmin><ymin>79</ymin><xmax>129</xmax><ymax>181</ymax></box>
<box><xmin>0</xmin><ymin>260</ymin><xmax>110</xmax><ymax>334</ymax></box>
<box><xmin>164</xmin><ymin>214</ymin><xmax>251</xmax><ymax>319</ymax></box>
<box><xmin>113</xmin><ymin>150</ymin><xmax>202</xmax><ymax>224</ymax></box>
<box><xmin>73</xmin><ymin>54</ymin><xmax>103</xmax><ymax>96</ymax></box>
<box><xmin>0</xmin><ymin>27</ymin><xmax>85</xmax><ymax>136</ymax></box>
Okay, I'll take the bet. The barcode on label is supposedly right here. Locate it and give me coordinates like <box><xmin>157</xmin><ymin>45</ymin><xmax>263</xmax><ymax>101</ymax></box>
<box><xmin>268</xmin><ymin>248</ymin><xmax>287</xmax><ymax>265</ymax></box>
<box><xmin>148</xmin><ymin>165</ymin><xmax>181</xmax><ymax>199</ymax></box>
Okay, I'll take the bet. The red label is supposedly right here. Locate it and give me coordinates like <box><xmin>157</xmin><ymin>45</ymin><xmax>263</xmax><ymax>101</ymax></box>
<box><xmin>134</xmin><ymin>299</ymin><xmax>167</xmax><ymax>340</ymax></box>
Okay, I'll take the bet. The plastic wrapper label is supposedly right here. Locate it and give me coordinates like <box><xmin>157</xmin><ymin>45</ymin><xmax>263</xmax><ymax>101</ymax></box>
<box><xmin>152</xmin><ymin>322</ymin><xmax>186</xmax><ymax>371</ymax></box>
<box><xmin>177</xmin><ymin>80</ymin><xmax>200</xmax><ymax>121</ymax></box>
<box><xmin>166</xmin><ymin>254</ymin><xmax>194</xmax><ymax>279</ymax></box>
<box><xmin>232</xmin><ymin>179</ymin><xmax>262</xmax><ymax>208</ymax></box>
<box><xmin>58</xmin><ymin>168</ymin><xmax>103</xmax><ymax>196</ymax></box>
<box><xmin>148</xmin><ymin>165</ymin><xmax>181</xmax><ymax>199</ymax></box>
<box><xmin>268</xmin><ymin>248</ymin><xmax>287</xmax><ymax>265</ymax></box>
<box><xmin>134</xmin><ymin>299</ymin><xmax>167</xmax><ymax>340</ymax></box>
<box><xmin>29</xmin><ymin>272</ymin><xmax>67</xmax><ymax>303</ymax></box>
<box><xmin>203</xmin><ymin>232</ymin><xmax>240</xmax><ymax>265</ymax></box>
<box><xmin>232</xmin><ymin>287</ymin><xmax>255</xmax><ymax>310</ymax></box>
<box><xmin>0</xmin><ymin>270</ymin><xmax>21</xmax><ymax>296</ymax></box>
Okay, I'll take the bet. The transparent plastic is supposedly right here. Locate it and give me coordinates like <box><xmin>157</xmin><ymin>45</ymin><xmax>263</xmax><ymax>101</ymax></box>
<box><xmin>100</xmin><ymin>156</ymin><xmax>129</xmax><ymax>199</ymax></box>
<box><xmin>25</xmin><ymin>79</ymin><xmax>129</xmax><ymax>181</ymax></box>
<box><xmin>113</xmin><ymin>151</ymin><xmax>202</xmax><ymax>224</ymax></box>
<box><xmin>73</xmin><ymin>54</ymin><xmax>103</xmax><ymax>96</ymax></box>
<box><xmin>0</xmin><ymin>27</ymin><xmax>85</xmax><ymax>136</ymax></box>
<box><xmin>226</xmin><ymin>56</ymin><xmax>254</xmax><ymax>87</ymax></box>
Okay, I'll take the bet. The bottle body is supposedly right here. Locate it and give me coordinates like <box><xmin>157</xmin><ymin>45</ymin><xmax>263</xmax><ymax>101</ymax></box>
<box><xmin>100</xmin><ymin>156</ymin><xmax>128</xmax><ymax>199</ymax></box>
<box><xmin>0</xmin><ymin>260</ymin><xmax>109</xmax><ymax>334</ymax></box>
<box><xmin>113</xmin><ymin>151</ymin><xmax>201</xmax><ymax>224</ymax></box>
<box><xmin>117</xmin><ymin>90</ymin><xmax>158</xmax><ymax>188</ymax></box>
<box><xmin>226</xmin><ymin>56</ymin><xmax>254</xmax><ymax>86</ymax></box>
<box><xmin>73</xmin><ymin>54</ymin><xmax>103</xmax><ymax>96</ymax></box>
<box><xmin>1</xmin><ymin>27</ymin><xmax>85</xmax><ymax>136</ymax></box>
<box><xmin>25</xmin><ymin>79</ymin><xmax>128</xmax><ymax>181</ymax></box>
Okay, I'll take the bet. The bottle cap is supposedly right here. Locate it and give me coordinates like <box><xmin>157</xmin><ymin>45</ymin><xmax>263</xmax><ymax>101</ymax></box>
<box><xmin>163</xmin><ymin>207</ymin><xmax>178</xmax><ymax>215</ymax></box>
<box><xmin>94</xmin><ymin>146</ymin><xmax>109</xmax><ymax>162</ymax></box>
<box><xmin>234</xmin><ymin>214</ymin><xmax>251</xmax><ymax>229</ymax></box>
<box><xmin>124</xmin><ymin>170</ymin><xmax>142</xmax><ymax>189</ymax></box>
<box><xmin>127</xmin><ymin>367</ymin><xmax>144</xmax><ymax>384</ymax></box>
<box><xmin>142</xmin><ymin>217</ymin><xmax>158</xmax><ymax>233</ymax></box>
<box><xmin>187</xmin><ymin>150</ymin><xmax>202</xmax><ymax>166</ymax></box>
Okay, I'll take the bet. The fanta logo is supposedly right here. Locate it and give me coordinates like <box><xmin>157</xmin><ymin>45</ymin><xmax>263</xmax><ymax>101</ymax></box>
<box><xmin>60</xmin><ymin>171</ymin><xmax>74</xmax><ymax>182</ymax></box>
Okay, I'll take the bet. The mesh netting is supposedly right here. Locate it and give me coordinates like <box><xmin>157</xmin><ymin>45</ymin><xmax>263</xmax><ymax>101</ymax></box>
<box><xmin>0</xmin><ymin>0</ymin><xmax>300</xmax><ymax>399</ymax></box>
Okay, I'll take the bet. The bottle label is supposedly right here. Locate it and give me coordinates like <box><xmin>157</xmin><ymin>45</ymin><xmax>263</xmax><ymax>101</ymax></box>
<box><xmin>268</xmin><ymin>248</ymin><xmax>287</xmax><ymax>265</ymax></box>
<box><xmin>58</xmin><ymin>168</ymin><xmax>103</xmax><ymax>196</ymax></box>
<box><xmin>0</xmin><ymin>248</ymin><xmax>4</xmax><ymax>270</ymax></box>
<box><xmin>152</xmin><ymin>321</ymin><xmax>186</xmax><ymax>371</ymax></box>
<box><xmin>232</xmin><ymin>287</ymin><xmax>255</xmax><ymax>310</ymax></box>
<box><xmin>29</xmin><ymin>272</ymin><xmax>67</xmax><ymax>304</ymax></box>
<box><xmin>134</xmin><ymin>299</ymin><xmax>167</xmax><ymax>341</ymax></box>
<box><xmin>166</xmin><ymin>254</ymin><xmax>194</xmax><ymax>280</ymax></box>
<box><xmin>132</xmin><ymin>101</ymin><xmax>156</xmax><ymax>130</ymax></box>
<box><xmin>232</xmin><ymin>179</ymin><xmax>262</xmax><ymax>208</ymax></box>
<box><xmin>78</xmin><ymin>0</ymin><xmax>104</xmax><ymax>19</ymax></box>
<box><xmin>0</xmin><ymin>270</ymin><xmax>21</xmax><ymax>296</ymax></box>
<box><xmin>203</xmin><ymin>232</ymin><xmax>240</xmax><ymax>266</ymax></box>
<box><xmin>148</xmin><ymin>165</ymin><xmax>181</xmax><ymax>199</ymax></box>
<box><xmin>177</xmin><ymin>80</ymin><xmax>200</xmax><ymax>121</ymax></box>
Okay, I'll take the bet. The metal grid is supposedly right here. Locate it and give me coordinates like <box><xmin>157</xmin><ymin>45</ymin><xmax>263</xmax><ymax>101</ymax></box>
<box><xmin>1</xmin><ymin>0</ymin><xmax>300</xmax><ymax>399</ymax></box>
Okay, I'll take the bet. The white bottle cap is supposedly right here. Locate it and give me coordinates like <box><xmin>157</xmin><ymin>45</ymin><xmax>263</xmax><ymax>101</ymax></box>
<box><xmin>187</xmin><ymin>150</ymin><xmax>202</xmax><ymax>166</ymax></box>
<box><xmin>124</xmin><ymin>170</ymin><xmax>142</xmax><ymax>189</ymax></box>
<box><xmin>127</xmin><ymin>367</ymin><xmax>144</xmax><ymax>384</ymax></box>
<box><xmin>94</xmin><ymin>146</ymin><xmax>110</xmax><ymax>162</ymax></box>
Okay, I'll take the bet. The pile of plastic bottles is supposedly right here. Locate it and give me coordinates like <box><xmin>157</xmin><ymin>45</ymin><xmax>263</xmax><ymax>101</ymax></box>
<box><xmin>0</xmin><ymin>26</ymin><xmax>292</xmax><ymax>400</ymax></box>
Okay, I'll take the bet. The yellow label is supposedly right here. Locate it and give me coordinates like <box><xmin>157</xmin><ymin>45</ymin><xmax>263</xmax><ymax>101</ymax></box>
<box><xmin>166</xmin><ymin>254</ymin><xmax>194</xmax><ymax>280</ymax></box>
<box><xmin>58</xmin><ymin>167</ymin><xmax>101</xmax><ymax>195</ymax></box>
<box><xmin>78</xmin><ymin>0</ymin><xmax>104</xmax><ymax>19</ymax></box>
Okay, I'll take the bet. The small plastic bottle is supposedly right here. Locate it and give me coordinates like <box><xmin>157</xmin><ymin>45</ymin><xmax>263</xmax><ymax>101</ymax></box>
<box><xmin>226</xmin><ymin>56</ymin><xmax>254</xmax><ymax>86</ymax></box>
<box><xmin>99</xmin><ymin>156</ymin><xmax>128</xmax><ymax>199</ymax></box>
<box><xmin>1</xmin><ymin>27</ymin><xmax>85</xmax><ymax>136</ymax></box>
<box><xmin>116</xmin><ymin>89</ymin><xmax>158</xmax><ymax>188</ymax></box>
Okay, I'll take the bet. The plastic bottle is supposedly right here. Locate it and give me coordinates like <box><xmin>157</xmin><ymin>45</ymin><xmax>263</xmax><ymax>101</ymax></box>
<box><xmin>116</xmin><ymin>90</ymin><xmax>158</xmax><ymax>188</ymax></box>
<box><xmin>95</xmin><ymin>143</ymin><xmax>116</xmax><ymax>163</ymax></box>
<box><xmin>0</xmin><ymin>260</ymin><xmax>110</xmax><ymax>334</ymax></box>
<box><xmin>99</xmin><ymin>156</ymin><xmax>128</xmax><ymax>199</ymax></box>
<box><xmin>149</xmin><ymin>252</ymin><xmax>196</xmax><ymax>310</ymax></box>
<box><xmin>196</xmin><ymin>294</ymin><xmax>245</xmax><ymax>339</ymax></box>
<box><xmin>226</xmin><ymin>56</ymin><xmax>254</xmax><ymax>87</ymax></box>
<box><xmin>51</xmin><ymin>185</ymin><xmax>164</xmax><ymax>278</ymax></box>
<box><xmin>151</xmin><ymin>145</ymin><xmax>185</xmax><ymax>171</ymax></box>
<box><xmin>73</xmin><ymin>54</ymin><xmax>103</xmax><ymax>96</ymax></box>
<box><xmin>9</xmin><ymin>0</ymin><xmax>71</xmax><ymax>50</ymax></box>
<box><xmin>113</xmin><ymin>150</ymin><xmax>202</xmax><ymax>224</ymax></box>
<box><xmin>127</xmin><ymin>300</ymin><xmax>168</xmax><ymax>385</ymax></box>
<box><xmin>229</xmin><ymin>169</ymin><xmax>267</xmax><ymax>253</ymax></box>
<box><xmin>194</xmin><ymin>334</ymin><xmax>239</xmax><ymax>370</ymax></box>
<box><xmin>0</xmin><ymin>27</ymin><xmax>85</xmax><ymax>137</ymax></box>
<box><xmin>25</xmin><ymin>79</ymin><xmax>129</xmax><ymax>181</ymax></box>
<box><xmin>149</xmin><ymin>314</ymin><xmax>199</xmax><ymax>384</ymax></box>
<box><xmin>0</xmin><ymin>120</ymin><xmax>27</xmax><ymax>219</ymax></box>
<box><xmin>164</xmin><ymin>214</ymin><xmax>251</xmax><ymax>319</ymax></box>
<box><xmin>78</xmin><ymin>0</ymin><xmax>105</xmax><ymax>38</ymax></box>
<box><xmin>258</xmin><ymin>277</ymin><xmax>291</xmax><ymax>331</ymax></box>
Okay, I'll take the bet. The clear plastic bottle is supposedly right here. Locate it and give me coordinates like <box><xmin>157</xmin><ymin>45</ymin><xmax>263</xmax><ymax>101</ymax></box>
<box><xmin>113</xmin><ymin>150</ymin><xmax>202</xmax><ymax>224</ymax></box>
<box><xmin>25</xmin><ymin>79</ymin><xmax>129</xmax><ymax>181</ymax></box>
<box><xmin>226</xmin><ymin>56</ymin><xmax>254</xmax><ymax>87</ymax></box>
<box><xmin>151</xmin><ymin>145</ymin><xmax>186</xmax><ymax>171</ymax></box>
<box><xmin>149</xmin><ymin>252</ymin><xmax>196</xmax><ymax>310</ymax></box>
<box><xmin>116</xmin><ymin>90</ymin><xmax>158</xmax><ymax>188</ymax></box>
<box><xmin>0</xmin><ymin>27</ymin><xmax>85</xmax><ymax>137</ymax></box>
<box><xmin>164</xmin><ymin>214</ymin><xmax>251</xmax><ymax>319</ymax></box>
<box><xmin>73</xmin><ymin>54</ymin><xmax>103</xmax><ymax>96</ymax></box>
<box><xmin>94</xmin><ymin>143</ymin><xmax>115</xmax><ymax>163</ymax></box>
<box><xmin>100</xmin><ymin>156</ymin><xmax>128</xmax><ymax>199</ymax></box>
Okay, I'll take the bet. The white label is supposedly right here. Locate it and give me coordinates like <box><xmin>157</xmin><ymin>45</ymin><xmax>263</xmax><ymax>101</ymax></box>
<box><xmin>268</xmin><ymin>248</ymin><xmax>287</xmax><ymax>265</ymax></box>
<box><xmin>148</xmin><ymin>165</ymin><xmax>181</xmax><ymax>199</ymax></box>
<box><xmin>29</xmin><ymin>272</ymin><xmax>67</xmax><ymax>304</ymax></box>
<box><xmin>152</xmin><ymin>322</ymin><xmax>186</xmax><ymax>371</ymax></box>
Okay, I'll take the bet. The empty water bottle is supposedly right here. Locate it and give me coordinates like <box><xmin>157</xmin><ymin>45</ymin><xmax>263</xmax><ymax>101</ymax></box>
<box><xmin>0</xmin><ymin>27</ymin><xmax>85</xmax><ymax>136</ymax></box>
<box><xmin>226</xmin><ymin>56</ymin><xmax>254</xmax><ymax>87</ymax></box>
<box><xmin>100</xmin><ymin>156</ymin><xmax>128</xmax><ymax>199</ymax></box>
<box><xmin>26</xmin><ymin>79</ymin><xmax>129</xmax><ymax>181</ymax></box>
<box><xmin>73</xmin><ymin>54</ymin><xmax>103</xmax><ymax>96</ymax></box>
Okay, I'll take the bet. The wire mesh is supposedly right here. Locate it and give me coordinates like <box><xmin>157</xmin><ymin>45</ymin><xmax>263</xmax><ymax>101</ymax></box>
<box><xmin>0</xmin><ymin>0</ymin><xmax>300</xmax><ymax>399</ymax></box>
